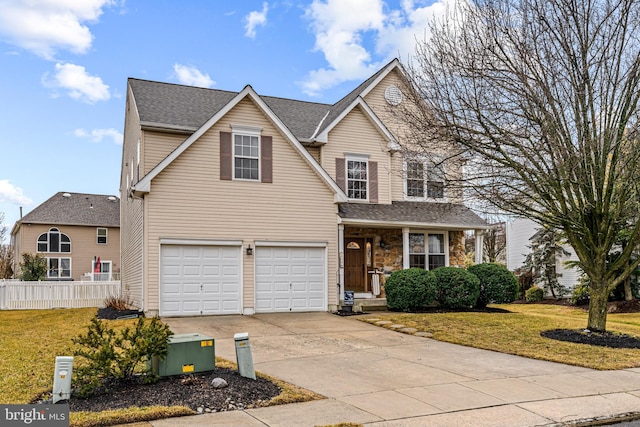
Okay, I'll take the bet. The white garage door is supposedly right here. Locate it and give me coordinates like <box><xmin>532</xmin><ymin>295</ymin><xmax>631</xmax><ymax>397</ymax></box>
<box><xmin>160</xmin><ymin>245</ymin><xmax>241</xmax><ymax>316</ymax></box>
<box><xmin>255</xmin><ymin>246</ymin><xmax>326</xmax><ymax>313</ymax></box>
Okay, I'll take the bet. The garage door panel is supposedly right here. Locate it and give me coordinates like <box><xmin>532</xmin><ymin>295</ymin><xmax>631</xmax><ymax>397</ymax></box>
<box><xmin>161</xmin><ymin>245</ymin><xmax>241</xmax><ymax>316</ymax></box>
<box><xmin>255</xmin><ymin>246</ymin><xmax>326</xmax><ymax>313</ymax></box>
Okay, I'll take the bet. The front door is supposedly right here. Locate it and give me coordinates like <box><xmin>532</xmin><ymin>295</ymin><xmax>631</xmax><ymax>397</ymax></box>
<box><xmin>344</xmin><ymin>238</ymin><xmax>366</xmax><ymax>292</ymax></box>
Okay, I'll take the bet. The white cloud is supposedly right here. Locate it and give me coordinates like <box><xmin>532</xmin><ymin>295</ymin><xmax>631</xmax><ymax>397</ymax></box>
<box><xmin>0</xmin><ymin>0</ymin><xmax>115</xmax><ymax>60</ymax></box>
<box><xmin>173</xmin><ymin>64</ymin><xmax>215</xmax><ymax>88</ymax></box>
<box><xmin>74</xmin><ymin>128</ymin><xmax>123</xmax><ymax>145</ymax></box>
<box><xmin>244</xmin><ymin>2</ymin><xmax>269</xmax><ymax>39</ymax></box>
<box><xmin>301</xmin><ymin>0</ymin><xmax>451</xmax><ymax>96</ymax></box>
<box><xmin>43</xmin><ymin>62</ymin><xmax>110</xmax><ymax>103</ymax></box>
<box><xmin>0</xmin><ymin>180</ymin><xmax>32</xmax><ymax>206</ymax></box>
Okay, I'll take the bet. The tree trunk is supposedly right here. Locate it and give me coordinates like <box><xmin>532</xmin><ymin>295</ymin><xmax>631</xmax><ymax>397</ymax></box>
<box><xmin>624</xmin><ymin>278</ymin><xmax>633</xmax><ymax>301</ymax></box>
<box><xmin>587</xmin><ymin>282</ymin><xmax>609</xmax><ymax>332</ymax></box>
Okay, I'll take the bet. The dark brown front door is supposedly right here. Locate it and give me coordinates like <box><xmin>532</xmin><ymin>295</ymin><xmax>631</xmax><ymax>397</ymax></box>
<box><xmin>345</xmin><ymin>238</ymin><xmax>366</xmax><ymax>292</ymax></box>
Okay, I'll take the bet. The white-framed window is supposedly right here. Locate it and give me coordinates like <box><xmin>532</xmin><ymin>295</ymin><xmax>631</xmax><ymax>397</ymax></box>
<box><xmin>233</xmin><ymin>133</ymin><xmax>260</xmax><ymax>180</ymax></box>
<box><xmin>47</xmin><ymin>257</ymin><xmax>71</xmax><ymax>279</ymax></box>
<box><xmin>37</xmin><ymin>228</ymin><xmax>71</xmax><ymax>253</ymax></box>
<box><xmin>409</xmin><ymin>232</ymin><xmax>448</xmax><ymax>270</ymax></box>
<box><xmin>92</xmin><ymin>259</ymin><xmax>112</xmax><ymax>281</ymax></box>
<box><xmin>97</xmin><ymin>228</ymin><xmax>108</xmax><ymax>245</ymax></box>
<box><xmin>346</xmin><ymin>156</ymin><xmax>368</xmax><ymax>200</ymax></box>
<box><xmin>404</xmin><ymin>156</ymin><xmax>446</xmax><ymax>200</ymax></box>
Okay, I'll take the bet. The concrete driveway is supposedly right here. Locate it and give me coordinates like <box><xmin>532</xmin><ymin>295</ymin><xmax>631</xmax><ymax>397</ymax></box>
<box><xmin>153</xmin><ymin>312</ymin><xmax>640</xmax><ymax>427</ymax></box>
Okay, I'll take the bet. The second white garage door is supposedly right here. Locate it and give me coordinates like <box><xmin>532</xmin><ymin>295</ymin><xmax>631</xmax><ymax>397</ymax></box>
<box><xmin>255</xmin><ymin>246</ymin><xmax>326</xmax><ymax>313</ymax></box>
<box><xmin>160</xmin><ymin>244</ymin><xmax>241</xmax><ymax>316</ymax></box>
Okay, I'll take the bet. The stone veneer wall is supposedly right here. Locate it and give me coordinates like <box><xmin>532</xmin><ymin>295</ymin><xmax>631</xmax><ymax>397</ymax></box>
<box><xmin>345</xmin><ymin>227</ymin><xmax>467</xmax><ymax>274</ymax></box>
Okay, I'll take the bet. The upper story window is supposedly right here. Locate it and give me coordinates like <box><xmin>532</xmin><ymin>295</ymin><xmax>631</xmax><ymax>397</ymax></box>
<box><xmin>347</xmin><ymin>158</ymin><xmax>368</xmax><ymax>200</ymax></box>
<box><xmin>234</xmin><ymin>134</ymin><xmax>260</xmax><ymax>180</ymax></box>
<box><xmin>97</xmin><ymin>228</ymin><xmax>108</xmax><ymax>245</ymax></box>
<box><xmin>405</xmin><ymin>156</ymin><xmax>446</xmax><ymax>200</ymax></box>
<box><xmin>37</xmin><ymin>228</ymin><xmax>71</xmax><ymax>253</ymax></box>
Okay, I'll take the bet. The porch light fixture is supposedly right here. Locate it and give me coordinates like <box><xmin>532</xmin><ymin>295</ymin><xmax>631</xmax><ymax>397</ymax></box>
<box><xmin>246</xmin><ymin>245</ymin><xmax>253</xmax><ymax>256</ymax></box>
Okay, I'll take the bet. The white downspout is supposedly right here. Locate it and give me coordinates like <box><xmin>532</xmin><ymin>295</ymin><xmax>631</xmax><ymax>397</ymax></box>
<box><xmin>402</xmin><ymin>227</ymin><xmax>410</xmax><ymax>269</ymax></box>
<box><xmin>338</xmin><ymin>223</ymin><xmax>345</xmax><ymax>305</ymax></box>
<box><xmin>475</xmin><ymin>229</ymin><xmax>484</xmax><ymax>264</ymax></box>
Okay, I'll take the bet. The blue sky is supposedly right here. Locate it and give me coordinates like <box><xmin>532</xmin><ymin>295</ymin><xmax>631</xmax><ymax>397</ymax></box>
<box><xmin>0</xmin><ymin>0</ymin><xmax>448</xmax><ymax>239</ymax></box>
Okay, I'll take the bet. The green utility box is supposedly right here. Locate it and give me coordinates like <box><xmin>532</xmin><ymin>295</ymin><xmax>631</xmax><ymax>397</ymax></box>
<box><xmin>150</xmin><ymin>333</ymin><xmax>215</xmax><ymax>377</ymax></box>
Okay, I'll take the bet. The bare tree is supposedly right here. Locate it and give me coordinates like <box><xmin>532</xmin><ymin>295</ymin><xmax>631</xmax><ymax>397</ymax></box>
<box><xmin>399</xmin><ymin>0</ymin><xmax>640</xmax><ymax>331</ymax></box>
<box><xmin>0</xmin><ymin>212</ymin><xmax>12</xmax><ymax>279</ymax></box>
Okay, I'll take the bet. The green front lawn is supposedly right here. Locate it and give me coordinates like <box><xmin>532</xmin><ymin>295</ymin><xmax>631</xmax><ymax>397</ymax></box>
<box><xmin>363</xmin><ymin>303</ymin><xmax>640</xmax><ymax>370</ymax></box>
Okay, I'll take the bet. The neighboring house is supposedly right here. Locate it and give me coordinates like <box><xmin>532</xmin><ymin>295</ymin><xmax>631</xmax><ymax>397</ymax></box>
<box><xmin>121</xmin><ymin>59</ymin><xmax>489</xmax><ymax>317</ymax></box>
<box><xmin>10</xmin><ymin>192</ymin><xmax>120</xmax><ymax>281</ymax></box>
<box><xmin>505</xmin><ymin>217</ymin><xmax>580</xmax><ymax>291</ymax></box>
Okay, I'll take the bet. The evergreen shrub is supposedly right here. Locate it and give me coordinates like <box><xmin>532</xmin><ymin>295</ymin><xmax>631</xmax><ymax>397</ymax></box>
<box><xmin>468</xmin><ymin>263</ymin><xmax>519</xmax><ymax>308</ymax></box>
<box><xmin>384</xmin><ymin>268</ymin><xmax>436</xmax><ymax>311</ymax></box>
<box><xmin>432</xmin><ymin>267</ymin><xmax>480</xmax><ymax>309</ymax></box>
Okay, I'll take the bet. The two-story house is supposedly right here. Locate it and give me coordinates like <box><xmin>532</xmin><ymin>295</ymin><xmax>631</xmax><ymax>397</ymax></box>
<box><xmin>11</xmin><ymin>192</ymin><xmax>120</xmax><ymax>281</ymax></box>
<box><xmin>121</xmin><ymin>59</ymin><xmax>488</xmax><ymax>316</ymax></box>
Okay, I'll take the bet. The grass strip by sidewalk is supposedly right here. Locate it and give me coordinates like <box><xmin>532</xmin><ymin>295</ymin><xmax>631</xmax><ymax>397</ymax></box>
<box><xmin>364</xmin><ymin>303</ymin><xmax>640</xmax><ymax>370</ymax></box>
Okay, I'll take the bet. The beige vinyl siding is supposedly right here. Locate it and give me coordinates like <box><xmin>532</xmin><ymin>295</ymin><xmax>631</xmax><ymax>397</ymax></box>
<box><xmin>305</xmin><ymin>146</ymin><xmax>321</xmax><ymax>163</ymax></box>
<box><xmin>12</xmin><ymin>224</ymin><xmax>120</xmax><ymax>281</ymax></box>
<box><xmin>143</xmin><ymin>97</ymin><xmax>338</xmax><ymax>313</ymax></box>
<box><xmin>121</xmin><ymin>87</ymin><xmax>142</xmax><ymax>190</ymax></box>
<box><xmin>120</xmin><ymin>196</ymin><xmax>144</xmax><ymax>308</ymax></box>
<box><xmin>321</xmin><ymin>106</ymin><xmax>392</xmax><ymax>204</ymax></box>
<box><xmin>142</xmin><ymin>131</ymin><xmax>187</xmax><ymax>176</ymax></box>
<box><xmin>365</xmin><ymin>71</ymin><xmax>465</xmax><ymax>203</ymax></box>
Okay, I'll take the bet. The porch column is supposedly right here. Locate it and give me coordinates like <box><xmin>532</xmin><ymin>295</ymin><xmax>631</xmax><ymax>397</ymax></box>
<box><xmin>338</xmin><ymin>223</ymin><xmax>345</xmax><ymax>304</ymax></box>
<box><xmin>402</xmin><ymin>227</ymin><xmax>410</xmax><ymax>269</ymax></box>
<box><xmin>475</xmin><ymin>229</ymin><xmax>484</xmax><ymax>264</ymax></box>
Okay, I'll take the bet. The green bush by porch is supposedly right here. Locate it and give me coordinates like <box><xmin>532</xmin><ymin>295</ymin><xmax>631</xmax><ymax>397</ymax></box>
<box><xmin>468</xmin><ymin>263</ymin><xmax>519</xmax><ymax>308</ymax></box>
<box><xmin>384</xmin><ymin>268</ymin><xmax>436</xmax><ymax>311</ymax></box>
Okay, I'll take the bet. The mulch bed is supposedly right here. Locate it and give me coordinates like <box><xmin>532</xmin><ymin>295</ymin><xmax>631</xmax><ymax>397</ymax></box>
<box><xmin>63</xmin><ymin>369</ymin><xmax>281</xmax><ymax>413</ymax></box>
<box><xmin>541</xmin><ymin>329</ymin><xmax>640</xmax><ymax>349</ymax></box>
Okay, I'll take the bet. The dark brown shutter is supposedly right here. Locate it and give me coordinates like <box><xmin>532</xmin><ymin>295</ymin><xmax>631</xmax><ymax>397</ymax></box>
<box><xmin>261</xmin><ymin>135</ymin><xmax>273</xmax><ymax>183</ymax></box>
<box><xmin>220</xmin><ymin>131</ymin><xmax>232</xmax><ymax>180</ymax></box>
<box><xmin>336</xmin><ymin>158</ymin><xmax>345</xmax><ymax>191</ymax></box>
<box><xmin>369</xmin><ymin>161</ymin><xmax>378</xmax><ymax>203</ymax></box>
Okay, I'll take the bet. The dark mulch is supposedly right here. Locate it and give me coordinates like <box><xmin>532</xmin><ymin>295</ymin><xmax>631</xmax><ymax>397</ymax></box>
<box><xmin>541</xmin><ymin>329</ymin><xmax>640</xmax><ymax>349</ymax></box>
<box><xmin>333</xmin><ymin>309</ymin><xmax>369</xmax><ymax>316</ymax></box>
<box><xmin>97</xmin><ymin>306</ymin><xmax>144</xmax><ymax>320</ymax></box>
<box><xmin>61</xmin><ymin>369</ymin><xmax>281</xmax><ymax>413</ymax></box>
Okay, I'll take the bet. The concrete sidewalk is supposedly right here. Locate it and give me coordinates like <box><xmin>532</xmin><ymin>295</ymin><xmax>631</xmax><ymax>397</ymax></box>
<box><xmin>145</xmin><ymin>312</ymin><xmax>640</xmax><ymax>427</ymax></box>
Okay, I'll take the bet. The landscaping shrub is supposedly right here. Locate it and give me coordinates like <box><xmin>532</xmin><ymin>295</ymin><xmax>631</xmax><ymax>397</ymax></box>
<box><xmin>19</xmin><ymin>253</ymin><xmax>47</xmax><ymax>281</ymax></box>
<box><xmin>525</xmin><ymin>286</ymin><xmax>544</xmax><ymax>302</ymax></box>
<box><xmin>432</xmin><ymin>267</ymin><xmax>480</xmax><ymax>309</ymax></box>
<box><xmin>468</xmin><ymin>263</ymin><xmax>519</xmax><ymax>308</ymax></box>
<box><xmin>569</xmin><ymin>277</ymin><xmax>590</xmax><ymax>306</ymax></box>
<box><xmin>384</xmin><ymin>268</ymin><xmax>436</xmax><ymax>311</ymax></box>
<box><xmin>72</xmin><ymin>316</ymin><xmax>173</xmax><ymax>397</ymax></box>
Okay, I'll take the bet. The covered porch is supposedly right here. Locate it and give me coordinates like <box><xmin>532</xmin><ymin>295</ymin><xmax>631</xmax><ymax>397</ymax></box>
<box><xmin>337</xmin><ymin>202</ymin><xmax>489</xmax><ymax>307</ymax></box>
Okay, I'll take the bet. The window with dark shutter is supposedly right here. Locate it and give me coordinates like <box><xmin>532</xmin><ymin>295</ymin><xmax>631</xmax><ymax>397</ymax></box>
<box><xmin>220</xmin><ymin>131</ymin><xmax>232</xmax><ymax>180</ymax></box>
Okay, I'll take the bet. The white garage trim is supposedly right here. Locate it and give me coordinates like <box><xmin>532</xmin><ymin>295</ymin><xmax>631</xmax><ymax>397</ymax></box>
<box><xmin>160</xmin><ymin>238</ymin><xmax>243</xmax><ymax>246</ymax></box>
<box><xmin>254</xmin><ymin>244</ymin><xmax>327</xmax><ymax>313</ymax></box>
<box><xmin>254</xmin><ymin>241</ymin><xmax>328</xmax><ymax>248</ymax></box>
<box><xmin>160</xmin><ymin>243</ymin><xmax>242</xmax><ymax>317</ymax></box>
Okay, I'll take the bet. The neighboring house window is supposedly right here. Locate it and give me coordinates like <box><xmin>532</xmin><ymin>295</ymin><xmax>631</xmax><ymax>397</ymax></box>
<box><xmin>409</xmin><ymin>232</ymin><xmax>447</xmax><ymax>270</ymax></box>
<box><xmin>97</xmin><ymin>228</ymin><xmax>108</xmax><ymax>245</ymax></box>
<box><xmin>234</xmin><ymin>134</ymin><xmax>260</xmax><ymax>180</ymax></box>
<box><xmin>37</xmin><ymin>228</ymin><xmax>71</xmax><ymax>253</ymax></box>
<box><xmin>347</xmin><ymin>158</ymin><xmax>368</xmax><ymax>200</ymax></box>
<box><xmin>405</xmin><ymin>157</ymin><xmax>446</xmax><ymax>200</ymax></box>
<box><xmin>92</xmin><ymin>259</ymin><xmax>111</xmax><ymax>281</ymax></box>
<box><xmin>48</xmin><ymin>257</ymin><xmax>71</xmax><ymax>279</ymax></box>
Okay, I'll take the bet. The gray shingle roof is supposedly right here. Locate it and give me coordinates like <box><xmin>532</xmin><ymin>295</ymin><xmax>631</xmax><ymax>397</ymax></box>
<box><xmin>338</xmin><ymin>202</ymin><xmax>489</xmax><ymax>228</ymax></box>
<box><xmin>20</xmin><ymin>192</ymin><xmax>120</xmax><ymax>227</ymax></box>
<box><xmin>127</xmin><ymin>59</ymin><xmax>399</xmax><ymax>142</ymax></box>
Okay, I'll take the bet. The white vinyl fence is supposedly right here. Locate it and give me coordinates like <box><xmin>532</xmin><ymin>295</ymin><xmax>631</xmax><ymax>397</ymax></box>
<box><xmin>0</xmin><ymin>280</ymin><xmax>121</xmax><ymax>310</ymax></box>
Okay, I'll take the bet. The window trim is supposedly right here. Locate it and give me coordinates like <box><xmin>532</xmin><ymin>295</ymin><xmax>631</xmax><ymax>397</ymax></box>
<box><xmin>37</xmin><ymin>228</ymin><xmax>71</xmax><ymax>253</ymax></box>
<box><xmin>403</xmin><ymin>157</ymin><xmax>447</xmax><ymax>201</ymax></box>
<box><xmin>92</xmin><ymin>259</ymin><xmax>112</xmax><ymax>281</ymax></box>
<box><xmin>231</xmin><ymin>124</ymin><xmax>262</xmax><ymax>182</ymax></box>
<box><xmin>47</xmin><ymin>257</ymin><xmax>72</xmax><ymax>279</ymax></box>
<box><xmin>345</xmin><ymin>154</ymin><xmax>369</xmax><ymax>201</ymax></box>
<box><xmin>408</xmin><ymin>231</ymin><xmax>449</xmax><ymax>270</ymax></box>
<box><xmin>97</xmin><ymin>228</ymin><xmax>108</xmax><ymax>245</ymax></box>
